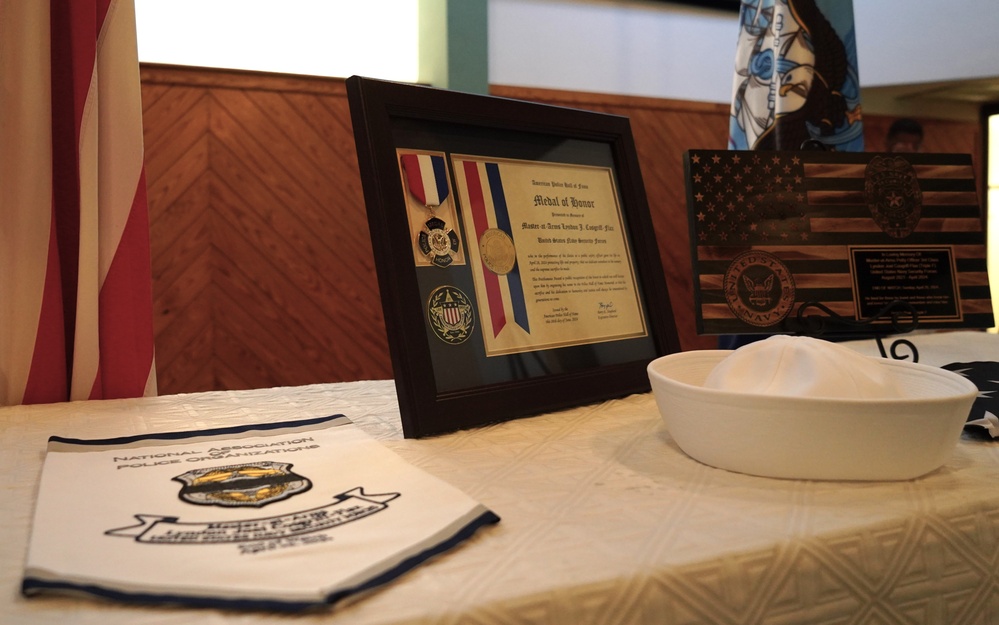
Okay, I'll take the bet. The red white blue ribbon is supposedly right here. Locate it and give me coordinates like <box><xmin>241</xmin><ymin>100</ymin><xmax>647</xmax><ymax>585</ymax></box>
<box><xmin>401</xmin><ymin>154</ymin><xmax>450</xmax><ymax>208</ymax></box>
<box><xmin>461</xmin><ymin>160</ymin><xmax>530</xmax><ymax>337</ymax></box>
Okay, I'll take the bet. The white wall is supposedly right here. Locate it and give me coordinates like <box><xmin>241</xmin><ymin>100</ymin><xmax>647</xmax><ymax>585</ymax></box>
<box><xmin>135</xmin><ymin>0</ymin><xmax>999</xmax><ymax>105</ymax></box>
<box><xmin>488</xmin><ymin>0</ymin><xmax>999</xmax><ymax>103</ymax></box>
<box><xmin>489</xmin><ymin>0</ymin><xmax>737</xmax><ymax>102</ymax></box>
<box><xmin>855</xmin><ymin>0</ymin><xmax>999</xmax><ymax>87</ymax></box>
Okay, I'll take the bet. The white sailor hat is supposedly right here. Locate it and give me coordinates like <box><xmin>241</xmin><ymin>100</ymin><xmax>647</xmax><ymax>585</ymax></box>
<box><xmin>647</xmin><ymin>335</ymin><xmax>977</xmax><ymax>480</ymax></box>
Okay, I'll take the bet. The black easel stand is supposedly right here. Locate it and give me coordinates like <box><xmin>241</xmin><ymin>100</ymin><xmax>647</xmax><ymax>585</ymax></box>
<box><xmin>793</xmin><ymin>299</ymin><xmax>920</xmax><ymax>363</ymax></box>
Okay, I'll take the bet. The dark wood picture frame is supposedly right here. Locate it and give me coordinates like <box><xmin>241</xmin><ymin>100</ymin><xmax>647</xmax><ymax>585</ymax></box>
<box><xmin>347</xmin><ymin>76</ymin><xmax>680</xmax><ymax>437</ymax></box>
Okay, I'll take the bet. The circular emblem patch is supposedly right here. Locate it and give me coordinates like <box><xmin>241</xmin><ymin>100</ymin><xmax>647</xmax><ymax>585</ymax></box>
<box><xmin>173</xmin><ymin>461</ymin><xmax>312</xmax><ymax>508</ymax></box>
<box><xmin>427</xmin><ymin>285</ymin><xmax>474</xmax><ymax>344</ymax></box>
<box><xmin>865</xmin><ymin>155</ymin><xmax>922</xmax><ymax>239</ymax></box>
<box><xmin>723</xmin><ymin>250</ymin><xmax>795</xmax><ymax>327</ymax></box>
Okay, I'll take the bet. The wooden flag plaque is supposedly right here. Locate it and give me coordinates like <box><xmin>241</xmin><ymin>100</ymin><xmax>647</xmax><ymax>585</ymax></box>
<box><xmin>684</xmin><ymin>149</ymin><xmax>993</xmax><ymax>335</ymax></box>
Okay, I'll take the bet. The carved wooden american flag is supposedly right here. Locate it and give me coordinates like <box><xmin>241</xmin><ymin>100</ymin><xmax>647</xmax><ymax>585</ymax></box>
<box><xmin>684</xmin><ymin>149</ymin><xmax>992</xmax><ymax>335</ymax></box>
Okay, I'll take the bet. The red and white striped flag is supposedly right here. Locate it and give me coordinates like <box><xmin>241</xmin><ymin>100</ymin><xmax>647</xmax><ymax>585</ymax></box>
<box><xmin>1</xmin><ymin>0</ymin><xmax>156</xmax><ymax>405</ymax></box>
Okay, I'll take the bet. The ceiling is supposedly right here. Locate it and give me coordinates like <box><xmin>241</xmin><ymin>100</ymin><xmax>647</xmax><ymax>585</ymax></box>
<box><xmin>862</xmin><ymin>76</ymin><xmax>999</xmax><ymax>122</ymax></box>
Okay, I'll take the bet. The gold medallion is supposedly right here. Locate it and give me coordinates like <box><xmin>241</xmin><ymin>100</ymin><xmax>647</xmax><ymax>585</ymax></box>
<box><xmin>478</xmin><ymin>228</ymin><xmax>517</xmax><ymax>275</ymax></box>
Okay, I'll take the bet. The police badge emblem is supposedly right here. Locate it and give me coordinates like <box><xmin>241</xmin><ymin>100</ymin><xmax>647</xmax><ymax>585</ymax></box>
<box><xmin>418</xmin><ymin>216</ymin><xmax>461</xmax><ymax>268</ymax></box>
<box><xmin>865</xmin><ymin>155</ymin><xmax>922</xmax><ymax>239</ymax></box>
<box><xmin>427</xmin><ymin>285</ymin><xmax>474</xmax><ymax>344</ymax></box>
<box><xmin>173</xmin><ymin>461</ymin><xmax>312</xmax><ymax>508</ymax></box>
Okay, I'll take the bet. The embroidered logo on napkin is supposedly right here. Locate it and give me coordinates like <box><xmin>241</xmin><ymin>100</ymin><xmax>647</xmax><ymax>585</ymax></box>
<box><xmin>173</xmin><ymin>461</ymin><xmax>313</xmax><ymax>508</ymax></box>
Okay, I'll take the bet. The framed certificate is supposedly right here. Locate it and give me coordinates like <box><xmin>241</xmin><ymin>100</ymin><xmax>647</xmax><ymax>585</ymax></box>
<box><xmin>347</xmin><ymin>76</ymin><xmax>680</xmax><ymax>437</ymax></box>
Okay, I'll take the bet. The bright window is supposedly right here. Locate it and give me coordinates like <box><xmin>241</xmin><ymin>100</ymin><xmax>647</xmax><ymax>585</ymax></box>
<box><xmin>134</xmin><ymin>0</ymin><xmax>419</xmax><ymax>82</ymax></box>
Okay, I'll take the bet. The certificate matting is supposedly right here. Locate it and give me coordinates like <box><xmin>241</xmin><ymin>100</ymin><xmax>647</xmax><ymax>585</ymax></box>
<box><xmin>347</xmin><ymin>76</ymin><xmax>680</xmax><ymax>438</ymax></box>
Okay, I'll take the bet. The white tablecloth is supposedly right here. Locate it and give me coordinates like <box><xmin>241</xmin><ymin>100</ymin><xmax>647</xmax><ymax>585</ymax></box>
<box><xmin>3</xmin><ymin>331</ymin><xmax>999</xmax><ymax>624</ymax></box>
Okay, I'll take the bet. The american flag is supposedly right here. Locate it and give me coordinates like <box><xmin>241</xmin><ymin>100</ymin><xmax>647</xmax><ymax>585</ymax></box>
<box><xmin>1</xmin><ymin>1</ymin><xmax>156</xmax><ymax>405</ymax></box>
<box><xmin>942</xmin><ymin>361</ymin><xmax>999</xmax><ymax>439</ymax></box>
<box><xmin>688</xmin><ymin>151</ymin><xmax>810</xmax><ymax>246</ymax></box>
<box><xmin>685</xmin><ymin>149</ymin><xmax>992</xmax><ymax>334</ymax></box>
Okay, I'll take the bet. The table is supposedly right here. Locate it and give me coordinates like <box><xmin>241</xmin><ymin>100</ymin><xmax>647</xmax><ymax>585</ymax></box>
<box><xmin>3</xmin><ymin>331</ymin><xmax>999</xmax><ymax>624</ymax></box>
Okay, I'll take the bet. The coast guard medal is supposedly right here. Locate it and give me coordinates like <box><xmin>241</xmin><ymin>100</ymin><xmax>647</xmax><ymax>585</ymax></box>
<box><xmin>173</xmin><ymin>461</ymin><xmax>312</xmax><ymax>508</ymax></box>
<box><xmin>401</xmin><ymin>153</ymin><xmax>460</xmax><ymax>267</ymax></box>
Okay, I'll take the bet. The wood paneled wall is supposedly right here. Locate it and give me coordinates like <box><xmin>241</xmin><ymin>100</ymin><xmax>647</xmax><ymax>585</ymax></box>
<box><xmin>141</xmin><ymin>66</ymin><xmax>391</xmax><ymax>394</ymax></box>
<box><xmin>141</xmin><ymin>65</ymin><xmax>982</xmax><ymax>395</ymax></box>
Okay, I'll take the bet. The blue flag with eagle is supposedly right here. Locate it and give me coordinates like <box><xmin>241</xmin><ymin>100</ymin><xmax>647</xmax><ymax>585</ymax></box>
<box><xmin>729</xmin><ymin>0</ymin><xmax>863</xmax><ymax>152</ymax></box>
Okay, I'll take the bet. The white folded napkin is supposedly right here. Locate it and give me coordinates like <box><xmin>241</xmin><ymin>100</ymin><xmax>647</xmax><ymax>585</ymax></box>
<box><xmin>22</xmin><ymin>415</ymin><xmax>498</xmax><ymax>611</ymax></box>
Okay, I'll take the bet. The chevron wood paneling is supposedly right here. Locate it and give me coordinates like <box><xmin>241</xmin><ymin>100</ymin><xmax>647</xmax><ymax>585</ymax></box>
<box><xmin>141</xmin><ymin>66</ymin><xmax>982</xmax><ymax>395</ymax></box>
<box><xmin>141</xmin><ymin>66</ymin><xmax>392</xmax><ymax>394</ymax></box>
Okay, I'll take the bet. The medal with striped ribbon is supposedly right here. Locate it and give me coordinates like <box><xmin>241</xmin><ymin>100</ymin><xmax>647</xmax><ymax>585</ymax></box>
<box><xmin>401</xmin><ymin>153</ymin><xmax>460</xmax><ymax>268</ymax></box>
